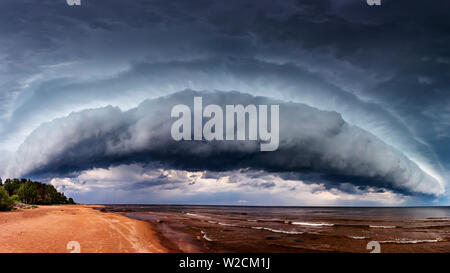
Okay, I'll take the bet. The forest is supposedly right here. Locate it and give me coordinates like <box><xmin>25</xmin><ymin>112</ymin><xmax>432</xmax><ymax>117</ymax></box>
<box><xmin>0</xmin><ymin>178</ymin><xmax>75</xmax><ymax>211</ymax></box>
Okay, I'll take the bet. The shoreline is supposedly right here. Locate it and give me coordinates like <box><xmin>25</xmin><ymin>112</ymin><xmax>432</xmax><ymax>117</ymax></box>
<box><xmin>1</xmin><ymin>204</ymin><xmax>449</xmax><ymax>253</ymax></box>
<box><xmin>0</xmin><ymin>205</ymin><xmax>167</xmax><ymax>253</ymax></box>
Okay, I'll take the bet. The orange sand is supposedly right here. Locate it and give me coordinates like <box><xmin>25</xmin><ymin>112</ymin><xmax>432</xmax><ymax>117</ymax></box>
<box><xmin>0</xmin><ymin>205</ymin><xmax>167</xmax><ymax>253</ymax></box>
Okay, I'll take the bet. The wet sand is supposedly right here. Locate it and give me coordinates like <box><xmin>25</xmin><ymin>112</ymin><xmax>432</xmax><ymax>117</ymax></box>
<box><xmin>0</xmin><ymin>205</ymin><xmax>167</xmax><ymax>253</ymax></box>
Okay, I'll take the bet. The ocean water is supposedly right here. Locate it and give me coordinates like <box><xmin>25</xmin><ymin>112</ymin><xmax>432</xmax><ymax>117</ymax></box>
<box><xmin>102</xmin><ymin>205</ymin><xmax>450</xmax><ymax>253</ymax></box>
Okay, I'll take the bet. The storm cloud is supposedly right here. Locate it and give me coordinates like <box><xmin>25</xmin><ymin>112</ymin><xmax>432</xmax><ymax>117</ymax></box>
<box><xmin>4</xmin><ymin>90</ymin><xmax>443</xmax><ymax>195</ymax></box>
<box><xmin>1</xmin><ymin>0</ymin><xmax>449</xmax><ymax>204</ymax></box>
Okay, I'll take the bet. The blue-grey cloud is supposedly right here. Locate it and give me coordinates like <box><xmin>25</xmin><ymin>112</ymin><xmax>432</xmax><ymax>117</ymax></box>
<box><xmin>4</xmin><ymin>90</ymin><xmax>443</xmax><ymax>195</ymax></box>
<box><xmin>1</xmin><ymin>0</ymin><xmax>449</xmax><ymax>204</ymax></box>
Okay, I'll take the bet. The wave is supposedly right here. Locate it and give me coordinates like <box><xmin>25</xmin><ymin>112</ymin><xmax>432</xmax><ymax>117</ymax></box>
<box><xmin>347</xmin><ymin>236</ymin><xmax>370</xmax><ymax>240</ymax></box>
<box><xmin>379</xmin><ymin>238</ymin><xmax>443</xmax><ymax>244</ymax></box>
<box><xmin>251</xmin><ymin>226</ymin><xmax>303</xmax><ymax>235</ymax></box>
<box><xmin>369</xmin><ymin>225</ymin><xmax>397</xmax><ymax>229</ymax></box>
<box><xmin>334</xmin><ymin>224</ymin><xmax>371</xmax><ymax>228</ymax></box>
<box><xmin>200</xmin><ymin>231</ymin><xmax>214</xmax><ymax>241</ymax></box>
<box><xmin>186</xmin><ymin>212</ymin><xmax>207</xmax><ymax>218</ymax></box>
<box><xmin>217</xmin><ymin>222</ymin><xmax>238</xmax><ymax>227</ymax></box>
<box><xmin>292</xmin><ymin>222</ymin><xmax>334</xmax><ymax>227</ymax></box>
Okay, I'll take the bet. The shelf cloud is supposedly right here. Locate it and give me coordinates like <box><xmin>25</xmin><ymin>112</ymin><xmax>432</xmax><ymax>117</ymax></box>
<box><xmin>4</xmin><ymin>90</ymin><xmax>443</xmax><ymax>196</ymax></box>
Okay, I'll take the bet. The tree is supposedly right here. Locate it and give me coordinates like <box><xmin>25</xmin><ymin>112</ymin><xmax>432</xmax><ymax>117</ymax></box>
<box><xmin>0</xmin><ymin>177</ymin><xmax>3</xmax><ymax>186</ymax></box>
<box><xmin>0</xmin><ymin>186</ymin><xmax>13</xmax><ymax>211</ymax></box>
<box><xmin>17</xmin><ymin>181</ymin><xmax>37</xmax><ymax>204</ymax></box>
<box><xmin>0</xmin><ymin>178</ymin><xmax>74</xmax><ymax>206</ymax></box>
<box><xmin>4</xmin><ymin>179</ymin><xmax>13</xmax><ymax>196</ymax></box>
<box><xmin>12</xmin><ymin>178</ymin><xmax>21</xmax><ymax>194</ymax></box>
<box><xmin>10</xmin><ymin>194</ymin><xmax>21</xmax><ymax>203</ymax></box>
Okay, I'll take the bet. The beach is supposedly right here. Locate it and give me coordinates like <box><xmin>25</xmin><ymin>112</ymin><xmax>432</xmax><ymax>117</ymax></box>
<box><xmin>0</xmin><ymin>205</ymin><xmax>166</xmax><ymax>253</ymax></box>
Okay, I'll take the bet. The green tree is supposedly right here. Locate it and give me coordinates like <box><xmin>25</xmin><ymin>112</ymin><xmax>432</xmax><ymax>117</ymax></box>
<box><xmin>1</xmin><ymin>178</ymin><xmax>74</xmax><ymax>206</ymax></box>
<box><xmin>4</xmin><ymin>179</ymin><xmax>13</xmax><ymax>196</ymax></box>
<box><xmin>17</xmin><ymin>181</ymin><xmax>37</xmax><ymax>204</ymax></box>
<box><xmin>12</xmin><ymin>178</ymin><xmax>21</xmax><ymax>194</ymax></box>
<box><xmin>0</xmin><ymin>186</ymin><xmax>13</xmax><ymax>211</ymax></box>
<box><xmin>10</xmin><ymin>194</ymin><xmax>21</xmax><ymax>203</ymax></box>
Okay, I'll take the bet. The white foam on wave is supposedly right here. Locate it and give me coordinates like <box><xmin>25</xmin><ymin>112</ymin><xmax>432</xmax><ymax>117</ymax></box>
<box><xmin>186</xmin><ymin>213</ymin><xmax>206</xmax><ymax>218</ymax></box>
<box><xmin>347</xmin><ymin>236</ymin><xmax>370</xmax><ymax>240</ymax></box>
<box><xmin>200</xmin><ymin>231</ymin><xmax>214</xmax><ymax>241</ymax></box>
<box><xmin>251</xmin><ymin>226</ymin><xmax>303</xmax><ymax>235</ymax></box>
<box><xmin>379</xmin><ymin>238</ymin><xmax>442</xmax><ymax>244</ymax></box>
<box><xmin>369</xmin><ymin>225</ymin><xmax>397</xmax><ymax>229</ymax></box>
<box><xmin>291</xmin><ymin>222</ymin><xmax>334</xmax><ymax>227</ymax></box>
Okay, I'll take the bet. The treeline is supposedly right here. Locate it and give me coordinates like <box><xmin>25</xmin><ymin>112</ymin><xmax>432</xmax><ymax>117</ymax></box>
<box><xmin>0</xmin><ymin>178</ymin><xmax>75</xmax><ymax>211</ymax></box>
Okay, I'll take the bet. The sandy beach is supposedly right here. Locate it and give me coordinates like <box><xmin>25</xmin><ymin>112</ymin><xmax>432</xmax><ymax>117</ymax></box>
<box><xmin>0</xmin><ymin>205</ymin><xmax>167</xmax><ymax>253</ymax></box>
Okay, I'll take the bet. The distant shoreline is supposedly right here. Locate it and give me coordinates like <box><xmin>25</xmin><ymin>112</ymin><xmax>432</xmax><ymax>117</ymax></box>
<box><xmin>90</xmin><ymin>204</ymin><xmax>450</xmax><ymax>208</ymax></box>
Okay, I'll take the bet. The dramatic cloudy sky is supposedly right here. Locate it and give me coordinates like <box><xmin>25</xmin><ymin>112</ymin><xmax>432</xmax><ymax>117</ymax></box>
<box><xmin>0</xmin><ymin>0</ymin><xmax>449</xmax><ymax>205</ymax></box>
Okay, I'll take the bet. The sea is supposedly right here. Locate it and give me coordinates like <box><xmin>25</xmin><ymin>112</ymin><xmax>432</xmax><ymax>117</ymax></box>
<box><xmin>100</xmin><ymin>205</ymin><xmax>450</xmax><ymax>253</ymax></box>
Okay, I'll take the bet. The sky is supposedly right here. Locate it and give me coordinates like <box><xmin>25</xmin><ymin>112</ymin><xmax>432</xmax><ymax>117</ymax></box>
<box><xmin>0</xmin><ymin>0</ymin><xmax>449</xmax><ymax>206</ymax></box>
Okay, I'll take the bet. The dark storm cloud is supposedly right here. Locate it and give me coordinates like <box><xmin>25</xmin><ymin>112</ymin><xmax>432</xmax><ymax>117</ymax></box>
<box><xmin>2</xmin><ymin>1</ymin><xmax>448</xmax><ymax>160</ymax></box>
<box><xmin>1</xmin><ymin>0</ymin><xmax>449</xmax><ymax>202</ymax></box>
<box><xmin>5</xmin><ymin>90</ymin><xmax>443</xmax><ymax>195</ymax></box>
<box><xmin>3</xmin><ymin>56</ymin><xmax>441</xmax><ymax>190</ymax></box>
